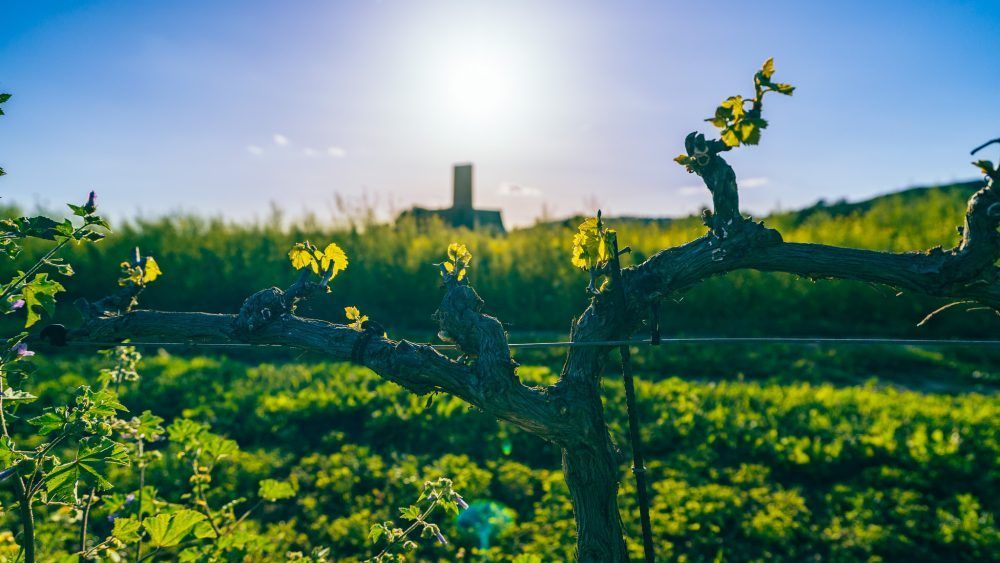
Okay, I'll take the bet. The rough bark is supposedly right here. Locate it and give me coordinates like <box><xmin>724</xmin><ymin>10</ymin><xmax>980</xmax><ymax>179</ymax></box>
<box><xmin>66</xmin><ymin>137</ymin><xmax>999</xmax><ymax>561</ymax></box>
<box><xmin>563</xmin><ymin>440</ymin><xmax>628</xmax><ymax>562</ymax></box>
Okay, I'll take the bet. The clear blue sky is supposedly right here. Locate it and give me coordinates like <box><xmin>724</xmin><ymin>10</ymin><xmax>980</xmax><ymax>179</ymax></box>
<box><xmin>1</xmin><ymin>0</ymin><xmax>997</xmax><ymax>226</ymax></box>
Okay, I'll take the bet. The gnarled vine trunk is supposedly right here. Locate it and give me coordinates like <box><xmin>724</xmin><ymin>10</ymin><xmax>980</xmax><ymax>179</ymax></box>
<box><xmin>563</xmin><ymin>441</ymin><xmax>628</xmax><ymax>562</ymax></box>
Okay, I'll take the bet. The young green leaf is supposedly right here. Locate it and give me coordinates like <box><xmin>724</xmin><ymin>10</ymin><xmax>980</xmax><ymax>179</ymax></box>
<box><xmin>28</xmin><ymin>410</ymin><xmax>68</xmax><ymax>436</ymax></box>
<box><xmin>289</xmin><ymin>241</ymin><xmax>349</xmax><ymax>280</ymax></box>
<box><xmin>369</xmin><ymin>524</ymin><xmax>384</xmax><ymax>544</ymax></box>
<box><xmin>760</xmin><ymin>57</ymin><xmax>775</xmax><ymax>79</ymax></box>
<box><xmin>22</xmin><ymin>273</ymin><xmax>64</xmax><ymax>327</ymax></box>
<box><xmin>134</xmin><ymin>410</ymin><xmax>165</xmax><ymax>441</ymax></box>
<box><xmin>167</xmin><ymin>418</ymin><xmax>207</xmax><ymax>443</ymax></box>
<box><xmin>259</xmin><ymin>478</ymin><xmax>296</xmax><ymax>501</ymax></box>
<box><xmin>288</xmin><ymin>242</ymin><xmax>317</xmax><ymax>272</ymax></box>
<box><xmin>399</xmin><ymin>505</ymin><xmax>422</xmax><ymax>521</ymax></box>
<box><xmin>142</xmin><ymin>256</ymin><xmax>162</xmax><ymax>283</ymax></box>
<box><xmin>320</xmin><ymin>242</ymin><xmax>349</xmax><ymax>278</ymax></box>
<box><xmin>345</xmin><ymin>306</ymin><xmax>369</xmax><ymax>331</ymax></box>
<box><xmin>43</xmin><ymin>437</ymin><xmax>130</xmax><ymax>502</ymax></box>
<box><xmin>112</xmin><ymin>516</ymin><xmax>143</xmax><ymax>543</ymax></box>
<box><xmin>441</xmin><ymin>242</ymin><xmax>472</xmax><ymax>282</ymax></box>
<box><xmin>0</xmin><ymin>436</ymin><xmax>21</xmax><ymax>467</ymax></box>
<box><xmin>571</xmin><ymin>217</ymin><xmax>615</xmax><ymax>271</ymax></box>
<box><xmin>143</xmin><ymin>509</ymin><xmax>207</xmax><ymax>548</ymax></box>
<box><xmin>0</xmin><ymin>388</ymin><xmax>37</xmax><ymax>403</ymax></box>
<box><xmin>699</xmin><ymin>58</ymin><xmax>793</xmax><ymax>152</ymax></box>
<box><xmin>199</xmin><ymin>432</ymin><xmax>239</xmax><ymax>461</ymax></box>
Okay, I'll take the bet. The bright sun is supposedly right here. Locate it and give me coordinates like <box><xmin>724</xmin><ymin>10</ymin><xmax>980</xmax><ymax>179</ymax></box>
<box><xmin>398</xmin><ymin>10</ymin><xmax>554</xmax><ymax>152</ymax></box>
<box><xmin>409</xmin><ymin>30</ymin><xmax>535</xmax><ymax>139</ymax></box>
<box><xmin>442</xmin><ymin>57</ymin><xmax>516</xmax><ymax>122</ymax></box>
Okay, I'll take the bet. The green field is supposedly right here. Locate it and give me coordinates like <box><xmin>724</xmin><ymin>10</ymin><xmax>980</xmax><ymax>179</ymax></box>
<box><xmin>4</xmin><ymin>353</ymin><xmax>996</xmax><ymax>561</ymax></box>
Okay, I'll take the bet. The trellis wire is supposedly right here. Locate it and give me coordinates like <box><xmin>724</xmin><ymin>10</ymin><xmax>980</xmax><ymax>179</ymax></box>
<box><xmin>53</xmin><ymin>337</ymin><xmax>1000</xmax><ymax>350</ymax></box>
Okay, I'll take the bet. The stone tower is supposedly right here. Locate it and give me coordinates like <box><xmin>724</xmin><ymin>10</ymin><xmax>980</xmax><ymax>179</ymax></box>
<box><xmin>453</xmin><ymin>163</ymin><xmax>473</xmax><ymax>211</ymax></box>
<box><xmin>399</xmin><ymin>163</ymin><xmax>505</xmax><ymax>233</ymax></box>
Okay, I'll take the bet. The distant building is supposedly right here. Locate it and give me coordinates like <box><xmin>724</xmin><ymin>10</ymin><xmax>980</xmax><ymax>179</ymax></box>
<box><xmin>402</xmin><ymin>164</ymin><xmax>505</xmax><ymax>233</ymax></box>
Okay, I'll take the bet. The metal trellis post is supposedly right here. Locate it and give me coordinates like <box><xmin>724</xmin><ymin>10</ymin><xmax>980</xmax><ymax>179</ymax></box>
<box><xmin>608</xmin><ymin>233</ymin><xmax>656</xmax><ymax>563</ymax></box>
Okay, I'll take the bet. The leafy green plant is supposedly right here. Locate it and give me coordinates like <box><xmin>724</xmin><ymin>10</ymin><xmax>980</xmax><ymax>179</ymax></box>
<box><xmin>95</xmin><ymin>416</ymin><xmax>300</xmax><ymax>561</ymax></box>
<box><xmin>288</xmin><ymin>241</ymin><xmax>349</xmax><ymax>289</ymax></box>
<box><xmin>18</xmin><ymin>354</ymin><xmax>986</xmax><ymax>561</ymax></box>
<box><xmin>707</xmin><ymin>58</ymin><xmax>793</xmax><ymax>147</ymax></box>
<box><xmin>345</xmin><ymin>306</ymin><xmax>369</xmax><ymax>331</ymax></box>
<box><xmin>118</xmin><ymin>252</ymin><xmax>161</xmax><ymax>288</ymax></box>
<box><xmin>20</xmin><ymin>344</ymin><xmax>303</xmax><ymax>562</ymax></box>
<box><xmin>368</xmin><ymin>477</ymin><xmax>467</xmax><ymax>562</ymax></box>
<box><xmin>0</xmin><ymin>141</ymin><xmax>299</xmax><ymax>559</ymax></box>
<box><xmin>675</xmin><ymin>58</ymin><xmax>794</xmax><ymax>172</ymax></box>
<box><xmin>0</xmin><ymin>191</ymin><xmax>112</xmax><ymax>562</ymax></box>
<box><xmin>571</xmin><ymin>213</ymin><xmax>616</xmax><ymax>294</ymax></box>
<box><xmin>1</xmin><ymin>192</ymin><xmax>108</xmax><ymax>327</ymax></box>
<box><xmin>439</xmin><ymin>242</ymin><xmax>472</xmax><ymax>283</ymax></box>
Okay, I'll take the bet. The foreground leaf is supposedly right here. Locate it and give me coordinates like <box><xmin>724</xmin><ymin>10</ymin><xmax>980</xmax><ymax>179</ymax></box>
<box><xmin>43</xmin><ymin>437</ymin><xmax>130</xmax><ymax>502</ymax></box>
<box><xmin>259</xmin><ymin>478</ymin><xmax>296</xmax><ymax>501</ymax></box>
<box><xmin>143</xmin><ymin>509</ymin><xmax>207</xmax><ymax>548</ymax></box>
<box><xmin>112</xmin><ymin>516</ymin><xmax>143</xmax><ymax>543</ymax></box>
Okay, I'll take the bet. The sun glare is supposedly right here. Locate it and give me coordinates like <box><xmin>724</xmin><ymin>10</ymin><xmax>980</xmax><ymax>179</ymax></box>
<box><xmin>401</xmin><ymin>17</ymin><xmax>545</xmax><ymax>149</ymax></box>
<box><xmin>442</xmin><ymin>57</ymin><xmax>516</xmax><ymax>122</ymax></box>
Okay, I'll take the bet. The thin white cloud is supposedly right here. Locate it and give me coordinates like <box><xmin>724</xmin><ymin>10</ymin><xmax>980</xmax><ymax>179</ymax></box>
<box><xmin>498</xmin><ymin>181</ymin><xmax>542</xmax><ymax>197</ymax></box>
<box><xmin>273</xmin><ymin>134</ymin><xmax>289</xmax><ymax>146</ymax></box>
<box><xmin>303</xmin><ymin>147</ymin><xmax>319</xmax><ymax>157</ymax></box>
<box><xmin>677</xmin><ymin>185</ymin><xmax>704</xmax><ymax>196</ymax></box>
<box><xmin>327</xmin><ymin>146</ymin><xmax>347</xmax><ymax>158</ymax></box>
<box><xmin>246</xmin><ymin>145</ymin><xmax>263</xmax><ymax>156</ymax></box>
<box><xmin>676</xmin><ymin>177</ymin><xmax>768</xmax><ymax>195</ymax></box>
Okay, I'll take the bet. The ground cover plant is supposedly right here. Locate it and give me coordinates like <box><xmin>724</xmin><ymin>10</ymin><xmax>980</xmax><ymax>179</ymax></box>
<box><xmin>4</xmin><ymin>354</ymin><xmax>997</xmax><ymax>560</ymax></box>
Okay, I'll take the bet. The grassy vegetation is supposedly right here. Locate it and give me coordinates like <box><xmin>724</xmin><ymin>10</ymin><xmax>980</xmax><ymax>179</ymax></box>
<box><xmin>4</xmin><ymin>354</ymin><xmax>996</xmax><ymax>561</ymax></box>
<box><xmin>3</xmin><ymin>181</ymin><xmax>995</xmax><ymax>339</ymax></box>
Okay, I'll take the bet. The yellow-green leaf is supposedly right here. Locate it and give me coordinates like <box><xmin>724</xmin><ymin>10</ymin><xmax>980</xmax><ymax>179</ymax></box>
<box><xmin>142</xmin><ymin>257</ymin><xmax>162</xmax><ymax>284</ymax></box>
<box><xmin>760</xmin><ymin>57</ymin><xmax>775</xmax><ymax>79</ymax></box>
<box><xmin>772</xmin><ymin>82</ymin><xmax>795</xmax><ymax>95</ymax></box>
<box><xmin>320</xmin><ymin>242</ymin><xmax>349</xmax><ymax>277</ymax></box>
<box><xmin>259</xmin><ymin>478</ymin><xmax>296</xmax><ymax>501</ymax></box>
<box><xmin>739</xmin><ymin>119</ymin><xmax>765</xmax><ymax>145</ymax></box>
<box><xmin>571</xmin><ymin>218</ymin><xmax>615</xmax><ymax>271</ymax></box>
<box><xmin>720</xmin><ymin>96</ymin><xmax>745</xmax><ymax>121</ymax></box>
<box><xmin>112</xmin><ymin>517</ymin><xmax>142</xmax><ymax>543</ymax></box>
<box><xmin>288</xmin><ymin>244</ymin><xmax>316</xmax><ymax>271</ymax></box>
<box><xmin>441</xmin><ymin>242</ymin><xmax>472</xmax><ymax>282</ymax></box>
<box><xmin>345</xmin><ymin>306</ymin><xmax>368</xmax><ymax>330</ymax></box>
<box><xmin>721</xmin><ymin>129</ymin><xmax>740</xmax><ymax>147</ymax></box>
